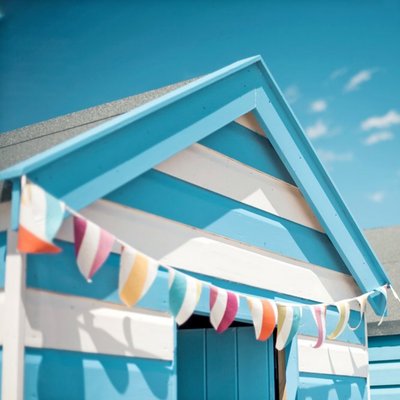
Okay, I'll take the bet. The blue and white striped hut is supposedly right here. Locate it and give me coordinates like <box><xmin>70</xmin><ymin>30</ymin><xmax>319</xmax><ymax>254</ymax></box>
<box><xmin>0</xmin><ymin>56</ymin><xmax>391</xmax><ymax>400</ymax></box>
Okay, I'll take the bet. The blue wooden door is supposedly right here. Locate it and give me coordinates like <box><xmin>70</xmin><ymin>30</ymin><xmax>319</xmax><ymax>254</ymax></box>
<box><xmin>178</xmin><ymin>327</ymin><xmax>275</xmax><ymax>400</ymax></box>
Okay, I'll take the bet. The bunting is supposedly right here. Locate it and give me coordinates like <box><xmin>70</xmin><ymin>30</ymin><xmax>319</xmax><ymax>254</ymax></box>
<box><xmin>276</xmin><ymin>305</ymin><xmax>302</xmax><ymax>351</ymax></box>
<box><xmin>375</xmin><ymin>286</ymin><xmax>388</xmax><ymax>326</ymax></box>
<box><xmin>328</xmin><ymin>302</ymin><xmax>350</xmax><ymax>340</ymax></box>
<box><xmin>168</xmin><ymin>269</ymin><xmax>202</xmax><ymax>325</ymax></box>
<box><xmin>210</xmin><ymin>286</ymin><xmax>239</xmax><ymax>333</ymax></box>
<box><xmin>15</xmin><ymin>178</ymin><xmax>396</xmax><ymax>351</ymax></box>
<box><xmin>247</xmin><ymin>297</ymin><xmax>277</xmax><ymax>341</ymax></box>
<box><xmin>349</xmin><ymin>293</ymin><xmax>370</xmax><ymax>331</ymax></box>
<box><xmin>311</xmin><ymin>304</ymin><xmax>326</xmax><ymax>348</ymax></box>
<box><xmin>119</xmin><ymin>246</ymin><xmax>159</xmax><ymax>307</ymax></box>
<box><xmin>17</xmin><ymin>181</ymin><xmax>65</xmax><ymax>253</ymax></box>
<box><xmin>74</xmin><ymin>216</ymin><xmax>115</xmax><ymax>281</ymax></box>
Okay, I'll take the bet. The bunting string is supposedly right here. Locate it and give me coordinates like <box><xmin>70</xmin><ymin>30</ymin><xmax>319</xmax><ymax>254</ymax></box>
<box><xmin>16</xmin><ymin>178</ymin><xmax>397</xmax><ymax>350</ymax></box>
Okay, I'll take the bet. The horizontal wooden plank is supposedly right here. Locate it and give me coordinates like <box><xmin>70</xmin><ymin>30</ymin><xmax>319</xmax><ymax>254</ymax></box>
<box><xmin>24</xmin><ymin>289</ymin><xmax>174</xmax><ymax>360</ymax></box>
<box><xmin>369</xmin><ymin>339</ymin><xmax>400</xmax><ymax>362</ymax></box>
<box><xmin>27</xmin><ymin>244</ymin><xmax>170</xmax><ymax>310</ymax></box>
<box><xmin>298</xmin><ymin>373</ymin><xmax>367</xmax><ymax>400</ymax></box>
<box><xmin>25</xmin><ymin>348</ymin><xmax>175</xmax><ymax>400</ymax></box>
<box><xmin>370</xmin><ymin>361</ymin><xmax>400</xmax><ymax>386</ymax></box>
<box><xmin>156</xmin><ymin>143</ymin><xmax>322</xmax><ymax>231</ymax></box>
<box><xmin>56</xmin><ymin>199</ymin><xmax>360</xmax><ymax>303</ymax></box>
<box><xmin>298</xmin><ymin>336</ymin><xmax>368</xmax><ymax>377</ymax></box>
<box><xmin>107</xmin><ymin>170</ymin><xmax>347</xmax><ymax>274</ymax></box>
<box><xmin>370</xmin><ymin>387</ymin><xmax>400</xmax><ymax>399</ymax></box>
<box><xmin>199</xmin><ymin>121</ymin><xmax>294</xmax><ymax>184</ymax></box>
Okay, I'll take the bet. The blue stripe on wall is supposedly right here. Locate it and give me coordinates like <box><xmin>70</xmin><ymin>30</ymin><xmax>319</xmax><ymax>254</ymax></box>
<box><xmin>24</xmin><ymin>347</ymin><xmax>175</xmax><ymax>400</ymax></box>
<box><xmin>0</xmin><ymin>231</ymin><xmax>6</xmax><ymax>289</ymax></box>
<box><xmin>106</xmin><ymin>170</ymin><xmax>348</xmax><ymax>274</ymax></box>
<box><xmin>199</xmin><ymin>121</ymin><xmax>295</xmax><ymax>185</ymax></box>
<box><xmin>298</xmin><ymin>373</ymin><xmax>367</xmax><ymax>400</ymax></box>
<box><xmin>27</xmin><ymin>242</ymin><xmax>169</xmax><ymax>312</ymax></box>
<box><xmin>26</xmin><ymin>241</ymin><xmax>365</xmax><ymax>345</ymax></box>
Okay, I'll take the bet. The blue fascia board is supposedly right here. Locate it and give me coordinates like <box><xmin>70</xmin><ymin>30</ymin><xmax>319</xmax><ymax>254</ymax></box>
<box><xmin>0</xmin><ymin>55</ymin><xmax>390</xmax><ymax>314</ymax></box>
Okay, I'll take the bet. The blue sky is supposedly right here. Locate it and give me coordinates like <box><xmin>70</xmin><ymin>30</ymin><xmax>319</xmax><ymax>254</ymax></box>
<box><xmin>1</xmin><ymin>0</ymin><xmax>399</xmax><ymax>228</ymax></box>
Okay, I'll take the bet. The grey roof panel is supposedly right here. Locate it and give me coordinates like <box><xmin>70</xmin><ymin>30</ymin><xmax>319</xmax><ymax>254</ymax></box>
<box><xmin>0</xmin><ymin>78</ymin><xmax>196</xmax><ymax>171</ymax></box>
<box><xmin>366</xmin><ymin>226</ymin><xmax>400</xmax><ymax>336</ymax></box>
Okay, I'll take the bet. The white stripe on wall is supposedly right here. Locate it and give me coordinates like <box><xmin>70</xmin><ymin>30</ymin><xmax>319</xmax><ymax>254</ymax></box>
<box><xmin>235</xmin><ymin>112</ymin><xmax>265</xmax><ymax>136</ymax></box>
<box><xmin>0</xmin><ymin>291</ymin><xmax>5</xmax><ymax>344</ymax></box>
<box><xmin>57</xmin><ymin>200</ymin><xmax>360</xmax><ymax>304</ymax></box>
<box><xmin>24</xmin><ymin>289</ymin><xmax>174</xmax><ymax>360</ymax></box>
<box><xmin>297</xmin><ymin>335</ymin><xmax>368</xmax><ymax>378</ymax></box>
<box><xmin>155</xmin><ymin>143</ymin><xmax>323</xmax><ymax>232</ymax></box>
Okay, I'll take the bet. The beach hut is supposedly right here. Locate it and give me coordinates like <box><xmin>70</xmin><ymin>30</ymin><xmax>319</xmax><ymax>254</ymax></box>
<box><xmin>365</xmin><ymin>226</ymin><xmax>400</xmax><ymax>399</ymax></box>
<box><xmin>0</xmin><ymin>56</ymin><xmax>391</xmax><ymax>400</ymax></box>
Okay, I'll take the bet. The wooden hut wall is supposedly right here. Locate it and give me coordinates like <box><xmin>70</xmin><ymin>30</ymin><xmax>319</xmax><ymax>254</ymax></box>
<box><xmin>369</xmin><ymin>335</ymin><xmax>400</xmax><ymax>399</ymax></box>
<box><xmin>1</xmin><ymin>122</ymin><xmax>370</xmax><ymax>399</ymax></box>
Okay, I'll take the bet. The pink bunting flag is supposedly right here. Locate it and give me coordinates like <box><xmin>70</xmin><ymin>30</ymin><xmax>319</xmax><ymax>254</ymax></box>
<box><xmin>74</xmin><ymin>216</ymin><xmax>115</xmax><ymax>281</ymax></box>
<box><xmin>311</xmin><ymin>304</ymin><xmax>326</xmax><ymax>348</ymax></box>
<box><xmin>210</xmin><ymin>286</ymin><xmax>239</xmax><ymax>333</ymax></box>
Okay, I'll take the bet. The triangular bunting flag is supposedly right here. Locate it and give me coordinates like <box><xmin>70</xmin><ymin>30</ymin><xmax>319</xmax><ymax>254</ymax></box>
<box><xmin>210</xmin><ymin>286</ymin><xmax>239</xmax><ymax>333</ymax></box>
<box><xmin>74</xmin><ymin>216</ymin><xmax>115</xmax><ymax>281</ymax></box>
<box><xmin>18</xmin><ymin>181</ymin><xmax>65</xmax><ymax>253</ymax></box>
<box><xmin>119</xmin><ymin>246</ymin><xmax>159</xmax><ymax>307</ymax></box>
<box><xmin>276</xmin><ymin>304</ymin><xmax>302</xmax><ymax>350</ymax></box>
<box><xmin>375</xmin><ymin>286</ymin><xmax>388</xmax><ymax>326</ymax></box>
<box><xmin>328</xmin><ymin>302</ymin><xmax>350</xmax><ymax>340</ymax></box>
<box><xmin>311</xmin><ymin>304</ymin><xmax>326</xmax><ymax>348</ymax></box>
<box><xmin>168</xmin><ymin>269</ymin><xmax>202</xmax><ymax>325</ymax></box>
<box><xmin>349</xmin><ymin>293</ymin><xmax>370</xmax><ymax>331</ymax></box>
<box><xmin>247</xmin><ymin>297</ymin><xmax>277</xmax><ymax>341</ymax></box>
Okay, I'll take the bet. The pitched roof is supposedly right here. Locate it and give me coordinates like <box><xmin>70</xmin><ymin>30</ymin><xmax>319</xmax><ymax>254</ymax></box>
<box><xmin>0</xmin><ymin>55</ymin><xmax>390</xmax><ymax>314</ymax></box>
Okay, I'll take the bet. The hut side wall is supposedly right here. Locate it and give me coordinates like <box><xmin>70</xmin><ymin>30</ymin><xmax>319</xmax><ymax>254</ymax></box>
<box><xmin>369</xmin><ymin>335</ymin><xmax>400</xmax><ymax>399</ymax></box>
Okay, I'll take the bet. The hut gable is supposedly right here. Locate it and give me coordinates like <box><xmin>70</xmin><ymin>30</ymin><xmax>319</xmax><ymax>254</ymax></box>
<box><xmin>0</xmin><ymin>56</ymin><xmax>389</xmax><ymax>313</ymax></box>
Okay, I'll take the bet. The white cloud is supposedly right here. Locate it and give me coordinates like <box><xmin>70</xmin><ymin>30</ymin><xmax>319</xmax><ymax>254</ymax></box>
<box><xmin>330</xmin><ymin>68</ymin><xmax>347</xmax><ymax>80</ymax></box>
<box><xmin>310</xmin><ymin>99</ymin><xmax>327</xmax><ymax>113</ymax></box>
<box><xmin>316</xmin><ymin>149</ymin><xmax>353</xmax><ymax>163</ymax></box>
<box><xmin>284</xmin><ymin>85</ymin><xmax>300</xmax><ymax>104</ymax></box>
<box><xmin>306</xmin><ymin>120</ymin><xmax>328</xmax><ymax>139</ymax></box>
<box><xmin>363</xmin><ymin>131</ymin><xmax>394</xmax><ymax>146</ymax></box>
<box><xmin>368</xmin><ymin>191</ymin><xmax>385</xmax><ymax>203</ymax></box>
<box><xmin>361</xmin><ymin>110</ymin><xmax>400</xmax><ymax>131</ymax></box>
<box><xmin>344</xmin><ymin>69</ymin><xmax>375</xmax><ymax>92</ymax></box>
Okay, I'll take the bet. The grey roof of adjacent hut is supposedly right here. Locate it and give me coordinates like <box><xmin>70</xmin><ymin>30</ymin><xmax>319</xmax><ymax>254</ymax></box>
<box><xmin>366</xmin><ymin>225</ymin><xmax>400</xmax><ymax>336</ymax></box>
<box><xmin>0</xmin><ymin>78</ymin><xmax>195</xmax><ymax>200</ymax></box>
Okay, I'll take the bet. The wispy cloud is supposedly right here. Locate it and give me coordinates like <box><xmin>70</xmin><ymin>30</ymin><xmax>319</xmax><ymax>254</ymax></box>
<box><xmin>368</xmin><ymin>191</ymin><xmax>385</xmax><ymax>203</ymax></box>
<box><xmin>363</xmin><ymin>131</ymin><xmax>394</xmax><ymax>146</ymax></box>
<box><xmin>344</xmin><ymin>69</ymin><xmax>375</xmax><ymax>92</ymax></box>
<box><xmin>310</xmin><ymin>99</ymin><xmax>327</xmax><ymax>113</ymax></box>
<box><xmin>306</xmin><ymin>120</ymin><xmax>328</xmax><ymax>139</ymax></box>
<box><xmin>361</xmin><ymin>110</ymin><xmax>400</xmax><ymax>130</ymax></box>
<box><xmin>316</xmin><ymin>149</ymin><xmax>353</xmax><ymax>163</ymax></box>
<box><xmin>284</xmin><ymin>85</ymin><xmax>300</xmax><ymax>104</ymax></box>
<box><xmin>330</xmin><ymin>68</ymin><xmax>347</xmax><ymax>80</ymax></box>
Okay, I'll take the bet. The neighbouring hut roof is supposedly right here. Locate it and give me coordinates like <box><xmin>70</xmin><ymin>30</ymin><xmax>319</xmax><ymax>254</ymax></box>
<box><xmin>366</xmin><ymin>225</ymin><xmax>400</xmax><ymax>336</ymax></box>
